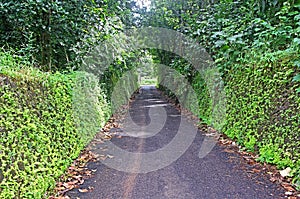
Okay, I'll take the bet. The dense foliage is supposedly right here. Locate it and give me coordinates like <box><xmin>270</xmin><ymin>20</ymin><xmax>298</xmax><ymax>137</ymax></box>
<box><xmin>146</xmin><ymin>0</ymin><xmax>300</xmax><ymax>188</ymax></box>
<box><xmin>0</xmin><ymin>1</ymin><xmax>140</xmax><ymax>198</ymax></box>
<box><xmin>0</xmin><ymin>0</ymin><xmax>137</xmax><ymax>71</ymax></box>
<box><xmin>1</xmin><ymin>0</ymin><xmax>300</xmax><ymax>197</ymax></box>
<box><xmin>0</xmin><ymin>46</ymin><xmax>141</xmax><ymax>197</ymax></box>
<box><xmin>0</xmin><ymin>49</ymin><xmax>111</xmax><ymax>198</ymax></box>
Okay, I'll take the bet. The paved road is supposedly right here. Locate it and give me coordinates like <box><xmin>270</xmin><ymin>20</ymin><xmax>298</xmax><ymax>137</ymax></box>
<box><xmin>67</xmin><ymin>86</ymin><xmax>284</xmax><ymax>199</ymax></box>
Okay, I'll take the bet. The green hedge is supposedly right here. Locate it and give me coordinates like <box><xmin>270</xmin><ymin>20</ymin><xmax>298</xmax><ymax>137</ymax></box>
<box><xmin>157</xmin><ymin>61</ymin><xmax>213</xmax><ymax>126</ymax></box>
<box><xmin>0</xmin><ymin>51</ymin><xmax>111</xmax><ymax>198</ymax></box>
<box><xmin>223</xmin><ymin>51</ymin><xmax>300</xmax><ymax>184</ymax></box>
<box><xmin>158</xmin><ymin>49</ymin><xmax>300</xmax><ymax>187</ymax></box>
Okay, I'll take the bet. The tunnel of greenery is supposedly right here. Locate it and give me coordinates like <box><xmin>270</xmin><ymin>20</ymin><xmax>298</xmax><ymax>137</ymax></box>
<box><xmin>0</xmin><ymin>0</ymin><xmax>300</xmax><ymax>197</ymax></box>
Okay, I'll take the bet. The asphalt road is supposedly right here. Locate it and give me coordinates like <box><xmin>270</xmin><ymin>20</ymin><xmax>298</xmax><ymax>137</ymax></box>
<box><xmin>67</xmin><ymin>86</ymin><xmax>285</xmax><ymax>199</ymax></box>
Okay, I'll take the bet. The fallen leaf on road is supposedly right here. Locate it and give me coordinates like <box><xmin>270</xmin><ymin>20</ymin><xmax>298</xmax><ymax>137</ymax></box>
<box><xmin>107</xmin><ymin>154</ymin><xmax>114</xmax><ymax>159</ymax></box>
<box><xmin>72</xmin><ymin>175</ymin><xmax>83</xmax><ymax>180</ymax></box>
<box><xmin>251</xmin><ymin>168</ymin><xmax>261</xmax><ymax>173</ymax></box>
<box><xmin>223</xmin><ymin>149</ymin><xmax>235</xmax><ymax>153</ymax></box>
<box><xmin>78</xmin><ymin>188</ymin><xmax>89</xmax><ymax>193</ymax></box>
<box><xmin>49</xmin><ymin>196</ymin><xmax>71</xmax><ymax>199</ymax></box>
<box><xmin>269</xmin><ymin>177</ymin><xmax>277</xmax><ymax>182</ymax></box>
<box><xmin>98</xmin><ymin>155</ymin><xmax>107</xmax><ymax>161</ymax></box>
<box><xmin>63</xmin><ymin>182</ymin><xmax>75</xmax><ymax>189</ymax></box>
<box><xmin>280</xmin><ymin>167</ymin><xmax>291</xmax><ymax>177</ymax></box>
<box><xmin>281</xmin><ymin>182</ymin><xmax>296</xmax><ymax>192</ymax></box>
<box><xmin>285</xmin><ymin>191</ymin><xmax>293</xmax><ymax>196</ymax></box>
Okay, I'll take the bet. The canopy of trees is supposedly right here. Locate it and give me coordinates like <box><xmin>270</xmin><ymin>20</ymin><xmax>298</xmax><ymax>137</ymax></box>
<box><xmin>0</xmin><ymin>0</ymin><xmax>300</xmax><ymax>197</ymax></box>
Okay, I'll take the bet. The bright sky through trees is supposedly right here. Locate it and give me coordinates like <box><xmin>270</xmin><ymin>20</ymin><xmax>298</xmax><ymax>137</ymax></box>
<box><xmin>135</xmin><ymin>0</ymin><xmax>151</xmax><ymax>10</ymax></box>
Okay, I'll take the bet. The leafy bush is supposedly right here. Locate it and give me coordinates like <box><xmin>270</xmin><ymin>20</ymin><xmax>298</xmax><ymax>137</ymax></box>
<box><xmin>0</xmin><ymin>50</ymin><xmax>111</xmax><ymax>198</ymax></box>
<box><xmin>148</xmin><ymin>0</ymin><xmax>300</xmax><ymax>188</ymax></box>
<box><xmin>223</xmin><ymin>50</ymin><xmax>300</xmax><ymax>169</ymax></box>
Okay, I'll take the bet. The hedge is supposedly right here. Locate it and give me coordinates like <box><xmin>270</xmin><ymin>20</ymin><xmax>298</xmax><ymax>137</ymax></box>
<box><xmin>0</xmin><ymin>51</ymin><xmax>111</xmax><ymax>198</ymax></box>
<box><xmin>157</xmin><ymin>48</ymin><xmax>300</xmax><ymax>187</ymax></box>
<box><xmin>223</xmin><ymin>51</ymin><xmax>300</xmax><ymax>185</ymax></box>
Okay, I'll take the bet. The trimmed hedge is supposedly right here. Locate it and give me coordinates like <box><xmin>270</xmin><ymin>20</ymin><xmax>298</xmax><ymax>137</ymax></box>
<box><xmin>223</xmin><ymin>51</ymin><xmax>300</xmax><ymax>183</ymax></box>
<box><xmin>152</xmin><ymin>0</ymin><xmax>300</xmax><ymax>187</ymax></box>
<box><xmin>0</xmin><ymin>51</ymin><xmax>111</xmax><ymax>198</ymax></box>
<box><xmin>157</xmin><ymin>49</ymin><xmax>300</xmax><ymax>187</ymax></box>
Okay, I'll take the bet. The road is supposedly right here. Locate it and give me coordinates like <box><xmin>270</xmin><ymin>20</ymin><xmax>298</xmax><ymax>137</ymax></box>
<box><xmin>67</xmin><ymin>86</ymin><xmax>284</xmax><ymax>199</ymax></box>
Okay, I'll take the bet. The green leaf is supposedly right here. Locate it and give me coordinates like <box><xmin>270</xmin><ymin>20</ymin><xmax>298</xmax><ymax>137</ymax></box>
<box><xmin>293</xmin><ymin>38</ymin><xmax>300</xmax><ymax>45</ymax></box>
<box><xmin>293</xmin><ymin>74</ymin><xmax>300</xmax><ymax>82</ymax></box>
<box><xmin>214</xmin><ymin>40</ymin><xmax>227</xmax><ymax>47</ymax></box>
<box><xmin>294</xmin><ymin>60</ymin><xmax>300</xmax><ymax>68</ymax></box>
